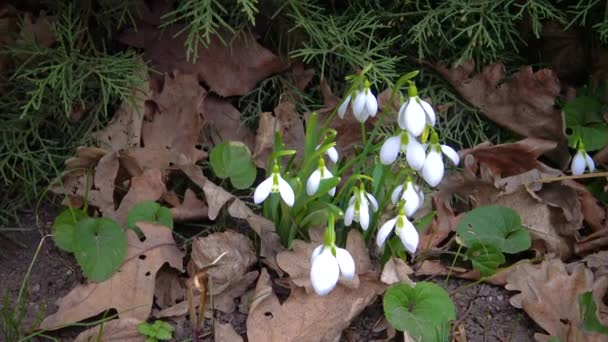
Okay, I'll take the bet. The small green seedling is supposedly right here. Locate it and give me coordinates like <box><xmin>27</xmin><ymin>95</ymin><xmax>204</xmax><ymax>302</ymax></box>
<box><xmin>137</xmin><ymin>320</ymin><xmax>174</xmax><ymax>342</ymax></box>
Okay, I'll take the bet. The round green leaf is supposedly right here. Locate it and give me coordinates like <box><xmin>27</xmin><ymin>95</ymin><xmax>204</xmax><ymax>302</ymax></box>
<box><xmin>456</xmin><ymin>205</ymin><xmax>531</xmax><ymax>254</ymax></box>
<box><xmin>567</xmin><ymin>125</ymin><xmax>608</xmax><ymax>151</ymax></box>
<box><xmin>209</xmin><ymin>141</ymin><xmax>257</xmax><ymax>189</ymax></box>
<box><xmin>383</xmin><ymin>282</ymin><xmax>456</xmax><ymax>342</ymax></box>
<box><xmin>73</xmin><ymin>218</ymin><xmax>126</xmax><ymax>282</ymax></box>
<box><xmin>564</xmin><ymin>96</ymin><xmax>603</xmax><ymax>127</ymax></box>
<box><xmin>465</xmin><ymin>243</ymin><xmax>505</xmax><ymax>277</ymax></box>
<box><xmin>126</xmin><ymin>200</ymin><xmax>173</xmax><ymax>231</ymax></box>
<box><xmin>52</xmin><ymin>208</ymin><xmax>88</xmax><ymax>253</ymax></box>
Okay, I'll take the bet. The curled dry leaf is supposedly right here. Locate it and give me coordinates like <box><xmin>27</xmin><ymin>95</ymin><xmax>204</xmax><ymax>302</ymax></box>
<box><xmin>170</xmin><ymin>189</ymin><xmax>208</xmax><ymax>222</ymax></box>
<box><xmin>119</xmin><ymin>5</ymin><xmax>286</xmax><ymax>97</ymax></box>
<box><xmin>40</xmin><ymin>223</ymin><xmax>184</xmax><ymax>330</ymax></box>
<box><xmin>380</xmin><ymin>257</ymin><xmax>415</xmax><ymax>286</ymax></box>
<box><xmin>247</xmin><ymin>267</ymin><xmax>385</xmax><ymax>342</ymax></box>
<box><xmin>154</xmin><ymin>268</ymin><xmax>185</xmax><ymax>310</ymax></box>
<box><xmin>433</xmin><ymin>61</ymin><xmax>569</xmax><ymax>168</ymax></box>
<box><xmin>506</xmin><ymin>258</ymin><xmax>608</xmax><ymax>341</ymax></box>
<box><xmin>74</xmin><ymin>318</ymin><xmax>144</xmax><ymax>342</ymax></box>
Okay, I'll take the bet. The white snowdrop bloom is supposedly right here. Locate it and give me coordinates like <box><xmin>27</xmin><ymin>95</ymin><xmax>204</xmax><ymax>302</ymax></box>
<box><xmin>253</xmin><ymin>164</ymin><xmax>295</xmax><ymax>207</ymax></box>
<box><xmin>338</xmin><ymin>94</ymin><xmax>352</xmax><ymax>119</ymax></box>
<box><xmin>421</xmin><ymin>143</ymin><xmax>459</xmax><ymax>187</ymax></box>
<box><xmin>390</xmin><ymin>178</ymin><xmax>424</xmax><ymax>217</ymax></box>
<box><xmin>376</xmin><ymin>207</ymin><xmax>419</xmax><ymax>254</ymax></box>
<box><xmin>351</xmin><ymin>85</ymin><xmax>378</xmax><ymax>123</ymax></box>
<box><xmin>379</xmin><ymin>131</ymin><xmax>426</xmax><ymax>170</ymax></box>
<box><xmin>310</xmin><ymin>244</ymin><xmax>356</xmax><ymax>296</ymax></box>
<box><xmin>344</xmin><ymin>188</ymin><xmax>378</xmax><ymax>231</ymax></box>
<box><xmin>316</xmin><ymin>144</ymin><xmax>339</xmax><ymax>163</ymax></box>
<box><xmin>571</xmin><ymin>148</ymin><xmax>595</xmax><ymax>176</ymax></box>
<box><xmin>306</xmin><ymin>159</ymin><xmax>336</xmax><ymax>196</ymax></box>
<box><xmin>397</xmin><ymin>85</ymin><xmax>436</xmax><ymax>136</ymax></box>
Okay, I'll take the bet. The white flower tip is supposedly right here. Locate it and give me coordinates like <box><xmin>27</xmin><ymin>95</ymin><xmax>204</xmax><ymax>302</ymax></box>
<box><xmin>310</xmin><ymin>248</ymin><xmax>340</xmax><ymax>296</ymax></box>
<box><xmin>306</xmin><ymin>170</ymin><xmax>321</xmax><ymax>196</ymax></box>
<box><xmin>326</xmin><ymin>146</ymin><xmax>339</xmax><ymax>163</ymax></box>
<box><xmin>422</xmin><ymin>151</ymin><xmax>444</xmax><ymax>187</ymax></box>
<box><xmin>404</xmin><ymin>101</ymin><xmax>426</xmax><ymax>137</ymax></box>
<box><xmin>278</xmin><ymin>177</ymin><xmax>295</xmax><ymax>207</ymax></box>
<box><xmin>335</xmin><ymin>248</ymin><xmax>356</xmax><ymax>280</ymax></box>
<box><xmin>406</xmin><ymin>139</ymin><xmax>426</xmax><ymax>171</ymax></box>
<box><xmin>377</xmin><ymin>218</ymin><xmax>396</xmax><ymax>248</ymax></box>
<box><xmin>380</xmin><ymin>136</ymin><xmax>401</xmax><ymax>165</ymax></box>
<box><xmin>397</xmin><ymin>221</ymin><xmax>419</xmax><ymax>255</ymax></box>
<box><xmin>441</xmin><ymin>145</ymin><xmax>460</xmax><ymax>166</ymax></box>
<box><xmin>253</xmin><ymin>177</ymin><xmax>273</xmax><ymax>204</ymax></box>
<box><xmin>366</xmin><ymin>92</ymin><xmax>378</xmax><ymax>117</ymax></box>
<box><xmin>571</xmin><ymin>151</ymin><xmax>586</xmax><ymax>176</ymax></box>
<box><xmin>585</xmin><ymin>152</ymin><xmax>596</xmax><ymax>172</ymax></box>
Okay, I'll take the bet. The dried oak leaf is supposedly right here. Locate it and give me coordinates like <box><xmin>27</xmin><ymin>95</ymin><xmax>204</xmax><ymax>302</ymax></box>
<box><xmin>74</xmin><ymin>318</ymin><xmax>144</xmax><ymax>342</ymax></box>
<box><xmin>215</xmin><ymin>321</ymin><xmax>243</xmax><ymax>342</ymax></box>
<box><xmin>433</xmin><ymin>61</ymin><xmax>569</xmax><ymax>168</ymax></box>
<box><xmin>199</xmin><ymin>95</ymin><xmax>255</xmax><ymax>148</ymax></box>
<box><xmin>154</xmin><ymin>267</ymin><xmax>185</xmax><ymax>310</ymax></box>
<box><xmin>415</xmin><ymin>260</ymin><xmax>511</xmax><ymax>286</ymax></box>
<box><xmin>170</xmin><ymin>189</ymin><xmax>208</xmax><ymax>222</ymax></box>
<box><xmin>119</xmin><ymin>17</ymin><xmax>286</xmax><ymax>97</ymax></box>
<box><xmin>506</xmin><ymin>258</ymin><xmax>608</xmax><ymax>341</ymax></box>
<box><xmin>247</xmin><ymin>266</ymin><xmax>385</xmax><ymax>342</ymax></box>
<box><xmin>40</xmin><ymin>223</ymin><xmax>184</xmax><ymax>329</ymax></box>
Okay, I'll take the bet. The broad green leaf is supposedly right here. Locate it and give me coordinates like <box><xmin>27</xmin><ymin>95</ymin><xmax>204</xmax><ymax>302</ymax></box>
<box><xmin>154</xmin><ymin>320</ymin><xmax>174</xmax><ymax>332</ymax></box>
<box><xmin>414</xmin><ymin>211</ymin><xmax>435</xmax><ymax>234</ymax></box>
<box><xmin>73</xmin><ymin>218</ymin><xmax>127</xmax><ymax>282</ymax></box>
<box><xmin>568</xmin><ymin>125</ymin><xmax>608</xmax><ymax>151</ymax></box>
<box><xmin>209</xmin><ymin>141</ymin><xmax>257</xmax><ymax>189</ymax></box>
<box><xmin>579</xmin><ymin>291</ymin><xmax>608</xmax><ymax>334</ymax></box>
<box><xmin>465</xmin><ymin>243</ymin><xmax>505</xmax><ymax>277</ymax></box>
<box><xmin>126</xmin><ymin>200</ymin><xmax>173</xmax><ymax>231</ymax></box>
<box><xmin>564</xmin><ymin>96</ymin><xmax>603</xmax><ymax>126</ymax></box>
<box><xmin>456</xmin><ymin>205</ymin><xmax>531</xmax><ymax>254</ymax></box>
<box><xmin>380</xmin><ymin>235</ymin><xmax>406</xmax><ymax>266</ymax></box>
<box><xmin>52</xmin><ymin>208</ymin><xmax>88</xmax><ymax>252</ymax></box>
<box><xmin>137</xmin><ymin>323</ymin><xmax>154</xmax><ymax>336</ymax></box>
<box><xmin>384</xmin><ymin>282</ymin><xmax>456</xmax><ymax>342</ymax></box>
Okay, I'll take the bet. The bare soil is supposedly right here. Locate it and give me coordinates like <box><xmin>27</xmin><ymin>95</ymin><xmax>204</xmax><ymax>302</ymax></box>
<box><xmin>0</xmin><ymin>209</ymin><xmax>539</xmax><ymax>341</ymax></box>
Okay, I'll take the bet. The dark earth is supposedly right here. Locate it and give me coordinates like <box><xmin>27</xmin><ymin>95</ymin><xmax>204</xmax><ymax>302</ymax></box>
<box><xmin>1</xmin><ymin>208</ymin><xmax>539</xmax><ymax>341</ymax></box>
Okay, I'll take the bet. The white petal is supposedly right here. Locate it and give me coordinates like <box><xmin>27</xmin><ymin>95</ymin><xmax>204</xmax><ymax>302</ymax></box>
<box><xmin>329</xmin><ymin>187</ymin><xmax>336</xmax><ymax>197</ymax></box>
<box><xmin>376</xmin><ymin>218</ymin><xmax>397</xmax><ymax>248</ymax></box>
<box><xmin>416</xmin><ymin>186</ymin><xmax>425</xmax><ymax>205</ymax></box>
<box><xmin>352</xmin><ymin>91</ymin><xmax>366</xmax><ymax>119</ymax></box>
<box><xmin>277</xmin><ymin>176</ymin><xmax>295</xmax><ymax>207</ymax></box>
<box><xmin>338</xmin><ymin>95</ymin><xmax>351</xmax><ymax>119</ymax></box>
<box><xmin>422</xmin><ymin>150</ymin><xmax>444</xmax><ymax>187</ymax></box>
<box><xmin>391</xmin><ymin>184</ymin><xmax>404</xmax><ymax>205</ymax></box>
<box><xmin>311</xmin><ymin>244</ymin><xmax>324</xmax><ymax>264</ymax></box>
<box><xmin>310</xmin><ymin>248</ymin><xmax>340</xmax><ymax>296</ymax></box>
<box><xmin>406</xmin><ymin>138</ymin><xmax>426</xmax><ymax>171</ymax></box>
<box><xmin>348</xmin><ymin>195</ymin><xmax>356</xmax><ymax>206</ymax></box>
<box><xmin>326</xmin><ymin>146</ymin><xmax>339</xmax><ymax>163</ymax></box>
<box><xmin>253</xmin><ymin>176</ymin><xmax>273</xmax><ymax>204</ymax></box>
<box><xmin>354</xmin><ymin>107</ymin><xmax>370</xmax><ymax>123</ymax></box>
<box><xmin>441</xmin><ymin>145</ymin><xmax>460</xmax><ymax>166</ymax></box>
<box><xmin>397</xmin><ymin>102</ymin><xmax>408</xmax><ymax>130</ymax></box>
<box><xmin>359</xmin><ymin>202</ymin><xmax>370</xmax><ymax>231</ymax></box>
<box><xmin>405</xmin><ymin>100</ymin><xmax>426</xmax><ymax>137</ymax></box>
<box><xmin>344</xmin><ymin>205</ymin><xmax>355</xmax><ymax>226</ymax></box>
<box><xmin>306</xmin><ymin>169</ymin><xmax>321</xmax><ymax>196</ymax></box>
<box><xmin>366</xmin><ymin>92</ymin><xmax>378</xmax><ymax>117</ymax></box>
<box><xmin>420</xmin><ymin>99</ymin><xmax>436</xmax><ymax>126</ymax></box>
<box><xmin>365</xmin><ymin>192</ymin><xmax>379</xmax><ymax>212</ymax></box>
<box><xmin>380</xmin><ymin>135</ymin><xmax>401</xmax><ymax>165</ymax></box>
<box><xmin>585</xmin><ymin>152</ymin><xmax>596</xmax><ymax>172</ymax></box>
<box><xmin>335</xmin><ymin>247</ymin><xmax>356</xmax><ymax>280</ymax></box>
<box><xmin>403</xmin><ymin>183</ymin><xmax>421</xmax><ymax>217</ymax></box>
<box><xmin>571</xmin><ymin>151</ymin><xmax>586</xmax><ymax>176</ymax></box>
<box><xmin>322</xmin><ymin>167</ymin><xmax>337</xmax><ymax>196</ymax></box>
<box><xmin>396</xmin><ymin>218</ymin><xmax>419</xmax><ymax>254</ymax></box>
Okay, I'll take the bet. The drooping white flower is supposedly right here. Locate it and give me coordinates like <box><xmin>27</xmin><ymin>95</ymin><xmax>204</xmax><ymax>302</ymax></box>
<box><xmin>344</xmin><ymin>188</ymin><xmax>378</xmax><ymax>231</ymax></box>
<box><xmin>316</xmin><ymin>144</ymin><xmax>339</xmax><ymax>163</ymax></box>
<box><xmin>379</xmin><ymin>131</ymin><xmax>426</xmax><ymax>170</ymax></box>
<box><xmin>338</xmin><ymin>94</ymin><xmax>352</xmax><ymax>119</ymax></box>
<box><xmin>421</xmin><ymin>135</ymin><xmax>459</xmax><ymax>188</ymax></box>
<box><xmin>390</xmin><ymin>177</ymin><xmax>424</xmax><ymax>217</ymax></box>
<box><xmin>571</xmin><ymin>143</ymin><xmax>595</xmax><ymax>176</ymax></box>
<box><xmin>253</xmin><ymin>164</ymin><xmax>295</xmax><ymax>207</ymax></box>
<box><xmin>376</xmin><ymin>207</ymin><xmax>419</xmax><ymax>254</ymax></box>
<box><xmin>351</xmin><ymin>83</ymin><xmax>378</xmax><ymax>123</ymax></box>
<box><xmin>310</xmin><ymin>244</ymin><xmax>355</xmax><ymax>296</ymax></box>
<box><xmin>306</xmin><ymin>159</ymin><xmax>336</xmax><ymax>196</ymax></box>
<box><xmin>397</xmin><ymin>84</ymin><xmax>436</xmax><ymax>137</ymax></box>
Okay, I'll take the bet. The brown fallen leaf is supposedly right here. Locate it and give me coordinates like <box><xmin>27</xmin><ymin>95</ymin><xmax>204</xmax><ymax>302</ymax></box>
<box><xmin>432</xmin><ymin>61</ymin><xmax>569</xmax><ymax>168</ymax></box>
<box><xmin>170</xmin><ymin>189</ymin><xmax>208</xmax><ymax>222</ymax></box>
<box><xmin>380</xmin><ymin>257</ymin><xmax>415</xmax><ymax>286</ymax></box>
<box><xmin>87</xmin><ymin>151</ymin><xmax>120</xmax><ymax>218</ymax></box>
<box><xmin>247</xmin><ymin>267</ymin><xmax>385</xmax><ymax>342</ymax></box>
<box><xmin>109</xmin><ymin>168</ymin><xmax>166</xmax><ymax>225</ymax></box>
<box><xmin>506</xmin><ymin>258</ymin><xmax>608</xmax><ymax>341</ymax></box>
<box><xmin>40</xmin><ymin>223</ymin><xmax>184</xmax><ymax>329</ymax></box>
<box><xmin>154</xmin><ymin>268</ymin><xmax>185</xmax><ymax>310</ymax></box>
<box><xmin>119</xmin><ymin>10</ymin><xmax>286</xmax><ymax>97</ymax></box>
<box><xmin>415</xmin><ymin>260</ymin><xmax>511</xmax><ymax>286</ymax></box>
<box><xmin>74</xmin><ymin>318</ymin><xmax>144</xmax><ymax>342</ymax></box>
<box><xmin>199</xmin><ymin>94</ymin><xmax>255</xmax><ymax>148</ymax></box>
<box><xmin>214</xmin><ymin>321</ymin><xmax>243</xmax><ymax>342</ymax></box>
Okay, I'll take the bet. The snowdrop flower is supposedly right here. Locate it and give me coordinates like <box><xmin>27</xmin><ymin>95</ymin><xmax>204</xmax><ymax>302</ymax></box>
<box><xmin>376</xmin><ymin>207</ymin><xmax>419</xmax><ymax>254</ymax></box>
<box><xmin>344</xmin><ymin>187</ymin><xmax>378</xmax><ymax>231</ymax></box>
<box><xmin>379</xmin><ymin>131</ymin><xmax>426</xmax><ymax>170</ymax></box>
<box><xmin>397</xmin><ymin>84</ymin><xmax>436</xmax><ymax>137</ymax></box>
<box><xmin>316</xmin><ymin>144</ymin><xmax>339</xmax><ymax>163</ymax></box>
<box><xmin>337</xmin><ymin>94</ymin><xmax>352</xmax><ymax>119</ymax></box>
<box><xmin>571</xmin><ymin>142</ymin><xmax>595</xmax><ymax>176</ymax></box>
<box><xmin>307</xmin><ymin>158</ymin><xmax>336</xmax><ymax>196</ymax></box>
<box><xmin>310</xmin><ymin>215</ymin><xmax>355</xmax><ymax>296</ymax></box>
<box><xmin>253</xmin><ymin>164</ymin><xmax>295</xmax><ymax>207</ymax></box>
<box><xmin>390</xmin><ymin>177</ymin><xmax>424</xmax><ymax>217</ymax></box>
<box><xmin>421</xmin><ymin>133</ymin><xmax>460</xmax><ymax>187</ymax></box>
